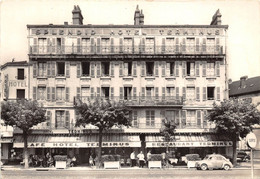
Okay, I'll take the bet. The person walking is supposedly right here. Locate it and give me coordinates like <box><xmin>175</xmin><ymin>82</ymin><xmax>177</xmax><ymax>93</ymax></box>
<box><xmin>137</xmin><ymin>151</ymin><xmax>145</xmax><ymax>168</ymax></box>
<box><xmin>130</xmin><ymin>151</ymin><xmax>136</xmax><ymax>167</ymax></box>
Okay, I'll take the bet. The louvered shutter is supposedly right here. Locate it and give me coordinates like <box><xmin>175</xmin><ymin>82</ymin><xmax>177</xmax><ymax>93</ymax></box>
<box><xmin>217</xmin><ymin>87</ymin><xmax>220</xmax><ymax>101</ymax></box>
<box><xmin>90</xmin><ymin>62</ymin><xmax>95</xmax><ymax>77</ymax></box>
<box><xmin>161</xmin><ymin>38</ymin><xmax>165</xmax><ymax>53</ymax></box>
<box><xmin>166</xmin><ymin>62</ymin><xmax>170</xmax><ymax>77</ymax></box>
<box><xmin>216</xmin><ymin>37</ymin><xmax>220</xmax><ymax>53</ymax></box>
<box><xmin>111</xmin><ymin>37</ymin><xmax>114</xmax><ymax>53</ymax></box>
<box><xmin>182</xmin><ymin>61</ymin><xmax>186</xmax><ymax>77</ymax></box>
<box><xmin>97</xmin><ymin>38</ymin><xmax>101</xmax><ymax>54</ymax></box>
<box><xmin>66</xmin><ymin>62</ymin><xmax>70</xmax><ymax>77</ymax></box>
<box><xmin>202</xmin><ymin>38</ymin><xmax>206</xmax><ymax>52</ymax></box>
<box><xmin>175</xmin><ymin>61</ymin><xmax>179</xmax><ymax>77</ymax></box>
<box><xmin>196</xmin><ymin>87</ymin><xmax>200</xmax><ymax>101</ymax></box>
<box><xmin>182</xmin><ymin>38</ymin><xmax>186</xmax><ymax>52</ymax></box>
<box><xmin>65</xmin><ymin>111</ymin><xmax>70</xmax><ymax>128</ymax></box>
<box><xmin>155</xmin><ymin>61</ymin><xmax>159</xmax><ymax>77</ymax></box>
<box><xmin>61</xmin><ymin>38</ymin><xmax>65</xmax><ymax>53</ymax></box>
<box><xmin>216</xmin><ymin>61</ymin><xmax>220</xmax><ymax>77</ymax></box>
<box><xmin>203</xmin><ymin>110</ymin><xmax>208</xmax><ymax>128</ymax></box>
<box><xmin>47</xmin><ymin>62</ymin><xmax>51</xmax><ymax>77</ymax></box>
<box><xmin>203</xmin><ymin>87</ymin><xmax>207</xmax><ymax>101</ymax></box>
<box><xmin>47</xmin><ymin>111</ymin><xmax>51</xmax><ymax>127</ymax></box>
<box><xmin>110</xmin><ymin>87</ymin><xmax>114</xmax><ymax>99</ymax></box>
<box><xmin>195</xmin><ymin>38</ymin><xmax>200</xmax><ymax>52</ymax></box>
<box><xmin>119</xmin><ymin>61</ymin><xmax>123</xmax><ymax>77</ymax></box>
<box><xmin>175</xmin><ymin>37</ymin><xmax>179</xmax><ymax>53</ymax></box>
<box><xmin>110</xmin><ymin>62</ymin><xmax>114</xmax><ymax>77</ymax></box>
<box><xmin>66</xmin><ymin>87</ymin><xmax>70</xmax><ymax>102</ymax></box>
<box><xmin>176</xmin><ymin>87</ymin><xmax>179</xmax><ymax>100</ymax></box>
<box><xmin>202</xmin><ymin>61</ymin><xmax>206</xmax><ymax>77</ymax></box>
<box><xmin>90</xmin><ymin>37</ymin><xmax>95</xmax><ymax>53</ymax></box>
<box><xmin>77</xmin><ymin>62</ymin><xmax>81</xmax><ymax>77</ymax></box>
<box><xmin>161</xmin><ymin>110</ymin><xmax>165</xmax><ymax>122</ymax></box>
<box><xmin>132</xmin><ymin>38</ymin><xmax>135</xmax><ymax>53</ymax></box>
<box><xmin>182</xmin><ymin>110</ymin><xmax>186</xmax><ymax>127</ymax></box>
<box><xmin>162</xmin><ymin>87</ymin><xmax>165</xmax><ymax>100</ymax></box>
<box><xmin>133</xmin><ymin>61</ymin><xmax>137</xmax><ymax>77</ymax></box>
<box><xmin>51</xmin><ymin>87</ymin><xmax>55</xmax><ymax>101</ymax></box>
<box><xmin>195</xmin><ymin>61</ymin><xmax>200</xmax><ymax>77</ymax></box>
<box><xmin>97</xmin><ymin>87</ymin><xmax>100</xmax><ymax>97</ymax></box>
<box><xmin>96</xmin><ymin>62</ymin><xmax>101</xmax><ymax>77</ymax></box>
<box><xmin>119</xmin><ymin>38</ymin><xmax>123</xmax><ymax>53</ymax></box>
<box><xmin>120</xmin><ymin>87</ymin><xmax>123</xmax><ymax>100</ymax></box>
<box><xmin>182</xmin><ymin>87</ymin><xmax>186</xmax><ymax>101</ymax></box>
<box><xmin>141</xmin><ymin>61</ymin><xmax>146</xmax><ymax>77</ymax></box>
<box><xmin>47</xmin><ymin>38</ymin><xmax>51</xmax><ymax>53</ymax></box>
<box><xmin>77</xmin><ymin>38</ymin><xmax>81</xmax><ymax>53</ymax></box>
<box><xmin>141</xmin><ymin>38</ymin><xmax>145</xmax><ymax>53</ymax></box>
<box><xmin>155</xmin><ymin>87</ymin><xmax>159</xmax><ymax>100</ymax></box>
<box><xmin>90</xmin><ymin>87</ymin><xmax>94</xmax><ymax>99</ymax></box>
<box><xmin>33</xmin><ymin>86</ymin><xmax>37</xmax><ymax>100</ymax></box>
<box><xmin>197</xmin><ymin>110</ymin><xmax>201</xmax><ymax>126</ymax></box>
<box><xmin>51</xmin><ymin>62</ymin><xmax>56</xmax><ymax>77</ymax></box>
<box><xmin>141</xmin><ymin>87</ymin><xmax>145</xmax><ymax>100</ymax></box>
<box><xmin>133</xmin><ymin>87</ymin><xmax>137</xmax><ymax>100</ymax></box>
<box><xmin>175</xmin><ymin>110</ymin><xmax>180</xmax><ymax>126</ymax></box>
<box><xmin>33</xmin><ymin>62</ymin><xmax>37</xmax><ymax>78</ymax></box>
<box><xmin>52</xmin><ymin>38</ymin><xmax>56</xmax><ymax>53</ymax></box>
<box><xmin>161</xmin><ymin>61</ymin><xmax>166</xmax><ymax>77</ymax></box>
<box><xmin>47</xmin><ymin>87</ymin><xmax>51</xmax><ymax>101</ymax></box>
<box><xmin>33</xmin><ymin>38</ymin><xmax>38</xmax><ymax>53</ymax></box>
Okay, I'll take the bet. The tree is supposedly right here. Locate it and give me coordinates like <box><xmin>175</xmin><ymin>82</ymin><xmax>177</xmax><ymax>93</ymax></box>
<box><xmin>75</xmin><ymin>98</ymin><xmax>131</xmax><ymax>168</ymax></box>
<box><xmin>208</xmin><ymin>99</ymin><xmax>260</xmax><ymax>166</ymax></box>
<box><xmin>1</xmin><ymin>100</ymin><xmax>47</xmax><ymax>168</ymax></box>
<box><xmin>160</xmin><ymin>119</ymin><xmax>177</xmax><ymax>152</ymax></box>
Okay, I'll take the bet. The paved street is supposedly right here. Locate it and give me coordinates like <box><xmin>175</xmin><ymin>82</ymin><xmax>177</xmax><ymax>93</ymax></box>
<box><xmin>1</xmin><ymin>168</ymin><xmax>260</xmax><ymax>179</ymax></box>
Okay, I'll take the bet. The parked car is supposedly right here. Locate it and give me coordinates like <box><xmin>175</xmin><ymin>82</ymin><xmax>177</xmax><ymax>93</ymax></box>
<box><xmin>237</xmin><ymin>151</ymin><xmax>250</xmax><ymax>162</ymax></box>
<box><xmin>196</xmin><ymin>154</ymin><xmax>233</xmax><ymax>171</ymax></box>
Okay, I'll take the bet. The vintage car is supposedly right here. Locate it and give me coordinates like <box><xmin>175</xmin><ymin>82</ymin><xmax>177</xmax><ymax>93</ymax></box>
<box><xmin>237</xmin><ymin>151</ymin><xmax>250</xmax><ymax>162</ymax></box>
<box><xmin>196</xmin><ymin>154</ymin><xmax>233</xmax><ymax>171</ymax></box>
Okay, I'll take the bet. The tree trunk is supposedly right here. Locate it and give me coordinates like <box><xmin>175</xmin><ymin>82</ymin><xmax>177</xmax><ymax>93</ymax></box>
<box><xmin>98</xmin><ymin>128</ymin><xmax>103</xmax><ymax>168</ymax></box>
<box><xmin>23</xmin><ymin>130</ymin><xmax>29</xmax><ymax>169</ymax></box>
<box><xmin>232</xmin><ymin>138</ymin><xmax>237</xmax><ymax>166</ymax></box>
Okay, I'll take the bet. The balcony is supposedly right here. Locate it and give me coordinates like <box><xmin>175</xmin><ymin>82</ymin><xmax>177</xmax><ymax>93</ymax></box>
<box><xmin>74</xmin><ymin>96</ymin><xmax>183</xmax><ymax>107</ymax></box>
<box><xmin>29</xmin><ymin>45</ymin><xmax>224</xmax><ymax>56</ymax></box>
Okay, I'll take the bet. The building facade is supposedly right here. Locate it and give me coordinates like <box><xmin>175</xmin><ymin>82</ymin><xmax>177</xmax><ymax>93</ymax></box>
<box><xmin>9</xmin><ymin>6</ymin><xmax>232</xmax><ymax>164</ymax></box>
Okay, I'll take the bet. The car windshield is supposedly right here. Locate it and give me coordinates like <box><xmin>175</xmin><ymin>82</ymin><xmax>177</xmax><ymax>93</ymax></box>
<box><xmin>204</xmin><ymin>155</ymin><xmax>210</xmax><ymax>160</ymax></box>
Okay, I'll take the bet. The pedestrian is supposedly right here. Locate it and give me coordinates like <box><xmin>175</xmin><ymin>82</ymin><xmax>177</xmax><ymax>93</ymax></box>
<box><xmin>147</xmin><ymin>150</ymin><xmax>152</xmax><ymax>161</ymax></box>
<box><xmin>137</xmin><ymin>151</ymin><xmax>145</xmax><ymax>168</ymax></box>
<box><xmin>130</xmin><ymin>151</ymin><xmax>136</xmax><ymax>167</ymax></box>
<box><xmin>89</xmin><ymin>155</ymin><xmax>94</xmax><ymax>167</ymax></box>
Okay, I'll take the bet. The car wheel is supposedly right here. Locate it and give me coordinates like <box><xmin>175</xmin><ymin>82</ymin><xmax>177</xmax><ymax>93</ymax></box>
<box><xmin>245</xmin><ymin>158</ymin><xmax>249</xmax><ymax>162</ymax></box>
<box><xmin>223</xmin><ymin>164</ymin><xmax>230</xmax><ymax>171</ymax></box>
<box><xmin>201</xmin><ymin>164</ymin><xmax>208</xmax><ymax>171</ymax></box>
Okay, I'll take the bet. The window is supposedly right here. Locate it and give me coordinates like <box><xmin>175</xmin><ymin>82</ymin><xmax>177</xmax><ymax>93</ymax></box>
<box><xmin>146</xmin><ymin>62</ymin><xmax>154</xmax><ymax>76</ymax></box>
<box><xmin>186</xmin><ymin>110</ymin><xmax>196</xmax><ymax>127</ymax></box>
<box><xmin>187</xmin><ymin>62</ymin><xmax>195</xmax><ymax>76</ymax></box>
<box><xmin>146</xmin><ymin>110</ymin><xmax>155</xmax><ymax>126</ymax></box>
<box><xmin>56</xmin><ymin>87</ymin><xmax>65</xmax><ymax>101</ymax></box>
<box><xmin>82</xmin><ymin>62</ymin><xmax>90</xmax><ymax>76</ymax></box>
<box><xmin>166</xmin><ymin>62</ymin><xmax>175</xmax><ymax>76</ymax></box>
<box><xmin>207</xmin><ymin>87</ymin><xmax>215</xmax><ymax>100</ymax></box>
<box><xmin>17</xmin><ymin>69</ymin><xmax>24</xmax><ymax>80</ymax></box>
<box><xmin>56</xmin><ymin>111</ymin><xmax>65</xmax><ymax>128</ymax></box>
<box><xmin>101</xmin><ymin>87</ymin><xmax>110</xmax><ymax>98</ymax></box>
<box><xmin>166</xmin><ymin>38</ymin><xmax>174</xmax><ymax>52</ymax></box>
<box><xmin>101</xmin><ymin>62</ymin><xmax>110</xmax><ymax>76</ymax></box>
<box><xmin>124</xmin><ymin>62</ymin><xmax>132</xmax><ymax>76</ymax></box>
<box><xmin>124</xmin><ymin>38</ymin><xmax>133</xmax><ymax>53</ymax></box>
<box><xmin>165</xmin><ymin>110</ymin><xmax>175</xmax><ymax>123</ymax></box>
<box><xmin>166</xmin><ymin>87</ymin><xmax>175</xmax><ymax>99</ymax></box>
<box><xmin>38</xmin><ymin>38</ymin><xmax>47</xmax><ymax>53</ymax></box>
<box><xmin>124</xmin><ymin>87</ymin><xmax>132</xmax><ymax>100</ymax></box>
<box><xmin>146</xmin><ymin>87</ymin><xmax>154</xmax><ymax>98</ymax></box>
<box><xmin>38</xmin><ymin>62</ymin><xmax>46</xmax><ymax>77</ymax></box>
<box><xmin>145</xmin><ymin>38</ymin><xmax>155</xmax><ymax>53</ymax></box>
<box><xmin>207</xmin><ymin>62</ymin><xmax>215</xmax><ymax>76</ymax></box>
<box><xmin>37</xmin><ymin>87</ymin><xmax>46</xmax><ymax>100</ymax></box>
<box><xmin>17</xmin><ymin>89</ymin><xmax>25</xmax><ymax>99</ymax></box>
<box><xmin>186</xmin><ymin>87</ymin><xmax>195</xmax><ymax>101</ymax></box>
<box><xmin>131</xmin><ymin>111</ymin><xmax>138</xmax><ymax>127</ymax></box>
<box><xmin>186</xmin><ymin>38</ymin><xmax>195</xmax><ymax>52</ymax></box>
<box><xmin>101</xmin><ymin>38</ymin><xmax>110</xmax><ymax>53</ymax></box>
<box><xmin>57</xmin><ymin>62</ymin><xmax>65</xmax><ymax>76</ymax></box>
<box><xmin>82</xmin><ymin>38</ymin><xmax>91</xmax><ymax>53</ymax></box>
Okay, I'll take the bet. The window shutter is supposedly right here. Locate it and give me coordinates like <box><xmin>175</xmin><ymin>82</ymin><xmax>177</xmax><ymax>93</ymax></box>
<box><xmin>141</xmin><ymin>61</ymin><xmax>146</xmax><ymax>77</ymax></box>
<box><xmin>120</xmin><ymin>87</ymin><xmax>123</xmax><ymax>100</ymax></box>
<box><xmin>202</xmin><ymin>38</ymin><xmax>206</xmax><ymax>52</ymax></box>
<box><xmin>161</xmin><ymin>110</ymin><xmax>165</xmax><ymax>122</ymax></box>
<box><xmin>203</xmin><ymin>110</ymin><xmax>208</xmax><ymax>128</ymax></box>
<box><xmin>162</xmin><ymin>87</ymin><xmax>165</xmax><ymax>100</ymax></box>
<box><xmin>195</xmin><ymin>61</ymin><xmax>200</xmax><ymax>77</ymax></box>
<box><xmin>182</xmin><ymin>87</ymin><xmax>186</xmax><ymax>101</ymax></box>
<box><xmin>61</xmin><ymin>38</ymin><xmax>65</xmax><ymax>53</ymax></box>
<box><xmin>110</xmin><ymin>87</ymin><xmax>114</xmax><ymax>99</ymax></box>
<box><xmin>110</xmin><ymin>37</ymin><xmax>114</xmax><ymax>53</ymax></box>
<box><xmin>65</xmin><ymin>111</ymin><xmax>70</xmax><ymax>128</ymax></box>
<box><xmin>197</xmin><ymin>110</ymin><xmax>201</xmax><ymax>126</ymax></box>
<box><xmin>175</xmin><ymin>61</ymin><xmax>179</xmax><ymax>77</ymax></box>
<box><xmin>52</xmin><ymin>38</ymin><xmax>56</xmax><ymax>53</ymax></box>
<box><xmin>203</xmin><ymin>87</ymin><xmax>207</xmax><ymax>101</ymax></box>
<box><xmin>166</xmin><ymin>62</ymin><xmax>170</xmax><ymax>77</ymax></box>
<box><xmin>51</xmin><ymin>62</ymin><xmax>56</xmax><ymax>77</ymax></box>
<box><xmin>133</xmin><ymin>61</ymin><xmax>137</xmax><ymax>77</ymax></box>
<box><xmin>110</xmin><ymin>61</ymin><xmax>114</xmax><ymax>77</ymax></box>
<box><xmin>33</xmin><ymin>86</ymin><xmax>37</xmax><ymax>100</ymax></box>
<box><xmin>132</xmin><ymin>38</ymin><xmax>135</xmax><ymax>53</ymax></box>
<box><xmin>97</xmin><ymin>37</ymin><xmax>101</xmax><ymax>53</ymax></box>
<box><xmin>119</xmin><ymin>61</ymin><xmax>123</xmax><ymax>77</ymax></box>
<box><xmin>77</xmin><ymin>62</ymin><xmax>81</xmax><ymax>77</ymax></box>
<box><xmin>182</xmin><ymin>110</ymin><xmax>186</xmax><ymax>127</ymax></box>
<box><xmin>161</xmin><ymin>38</ymin><xmax>165</xmax><ymax>53</ymax></box>
<box><xmin>195</xmin><ymin>38</ymin><xmax>200</xmax><ymax>52</ymax></box>
<box><xmin>182</xmin><ymin>61</ymin><xmax>186</xmax><ymax>77</ymax></box>
<box><xmin>90</xmin><ymin>37</ymin><xmax>95</xmax><ymax>53</ymax></box>
<box><xmin>132</xmin><ymin>87</ymin><xmax>136</xmax><ymax>100</ymax></box>
<box><xmin>119</xmin><ymin>38</ymin><xmax>123</xmax><ymax>53</ymax></box>
<box><xmin>175</xmin><ymin>110</ymin><xmax>180</xmax><ymax>126</ymax></box>
<box><xmin>96</xmin><ymin>62</ymin><xmax>101</xmax><ymax>77</ymax></box>
<box><xmin>175</xmin><ymin>37</ymin><xmax>179</xmax><ymax>53</ymax></box>
<box><xmin>216</xmin><ymin>61</ymin><xmax>220</xmax><ymax>77</ymax></box>
<box><xmin>47</xmin><ymin>111</ymin><xmax>51</xmax><ymax>127</ymax></box>
<box><xmin>161</xmin><ymin>61</ymin><xmax>166</xmax><ymax>77</ymax></box>
<box><xmin>182</xmin><ymin>38</ymin><xmax>186</xmax><ymax>52</ymax></box>
<box><xmin>90</xmin><ymin>62</ymin><xmax>95</xmax><ymax>77</ymax></box>
<box><xmin>91</xmin><ymin>87</ymin><xmax>95</xmax><ymax>99</ymax></box>
<box><xmin>217</xmin><ymin>87</ymin><xmax>220</xmax><ymax>101</ymax></box>
<box><xmin>141</xmin><ymin>87</ymin><xmax>145</xmax><ymax>100</ymax></box>
<box><xmin>216</xmin><ymin>37</ymin><xmax>220</xmax><ymax>53</ymax></box>
<box><xmin>33</xmin><ymin>38</ymin><xmax>38</xmax><ymax>53</ymax></box>
<box><xmin>47</xmin><ymin>38</ymin><xmax>51</xmax><ymax>53</ymax></box>
<box><xmin>97</xmin><ymin>87</ymin><xmax>100</xmax><ymax>97</ymax></box>
<box><xmin>47</xmin><ymin>87</ymin><xmax>50</xmax><ymax>101</ymax></box>
<box><xmin>33</xmin><ymin>62</ymin><xmax>37</xmax><ymax>78</ymax></box>
<box><xmin>176</xmin><ymin>87</ymin><xmax>179</xmax><ymax>100</ymax></box>
<box><xmin>77</xmin><ymin>38</ymin><xmax>81</xmax><ymax>53</ymax></box>
<box><xmin>155</xmin><ymin>87</ymin><xmax>159</xmax><ymax>100</ymax></box>
<box><xmin>47</xmin><ymin>62</ymin><xmax>51</xmax><ymax>77</ymax></box>
<box><xmin>202</xmin><ymin>61</ymin><xmax>206</xmax><ymax>77</ymax></box>
<box><xmin>51</xmin><ymin>87</ymin><xmax>55</xmax><ymax>101</ymax></box>
<box><xmin>141</xmin><ymin>38</ymin><xmax>145</xmax><ymax>53</ymax></box>
<box><xmin>155</xmin><ymin>61</ymin><xmax>159</xmax><ymax>77</ymax></box>
<box><xmin>66</xmin><ymin>62</ymin><xmax>70</xmax><ymax>77</ymax></box>
<box><xmin>196</xmin><ymin>87</ymin><xmax>200</xmax><ymax>101</ymax></box>
<box><xmin>66</xmin><ymin>87</ymin><xmax>70</xmax><ymax>102</ymax></box>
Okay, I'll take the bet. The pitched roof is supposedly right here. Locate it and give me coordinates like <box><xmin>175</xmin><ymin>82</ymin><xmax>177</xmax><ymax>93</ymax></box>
<box><xmin>0</xmin><ymin>61</ymin><xmax>28</xmax><ymax>70</ymax></box>
<box><xmin>229</xmin><ymin>76</ymin><xmax>260</xmax><ymax>97</ymax></box>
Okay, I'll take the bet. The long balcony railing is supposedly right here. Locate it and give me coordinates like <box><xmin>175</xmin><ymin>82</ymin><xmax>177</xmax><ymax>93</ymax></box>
<box><xmin>74</xmin><ymin>96</ymin><xmax>183</xmax><ymax>107</ymax></box>
<box><xmin>30</xmin><ymin>45</ymin><xmax>223</xmax><ymax>55</ymax></box>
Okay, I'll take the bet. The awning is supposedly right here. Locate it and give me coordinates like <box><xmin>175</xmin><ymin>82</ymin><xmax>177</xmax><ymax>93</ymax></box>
<box><xmin>0</xmin><ymin>137</ymin><xmax>13</xmax><ymax>143</ymax></box>
<box><xmin>13</xmin><ymin>134</ymin><xmax>141</xmax><ymax>148</ymax></box>
<box><xmin>146</xmin><ymin>134</ymin><xmax>233</xmax><ymax>148</ymax></box>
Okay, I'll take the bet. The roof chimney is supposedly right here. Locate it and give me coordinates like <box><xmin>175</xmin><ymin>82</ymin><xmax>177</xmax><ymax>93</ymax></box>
<box><xmin>72</xmin><ymin>5</ymin><xmax>83</xmax><ymax>25</ymax></box>
<box><xmin>240</xmin><ymin>76</ymin><xmax>248</xmax><ymax>88</ymax></box>
<box><xmin>140</xmin><ymin>10</ymin><xmax>144</xmax><ymax>25</ymax></box>
<box><xmin>134</xmin><ymin>5</ymin><xmax>140</xmax><ymax>25</ymax></box>
<box><xmin>210</xmin><ymin>9</ymin><xmax>222</xmax><ymax>25</ymax></box>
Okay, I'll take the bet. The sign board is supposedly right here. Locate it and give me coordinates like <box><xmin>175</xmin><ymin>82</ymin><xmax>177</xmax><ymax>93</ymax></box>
<box><xmin>246</xmin><ymin>132</ymin><xmax>257</xmax><ymax>149</ymax></box>
<box><xmin>146</xmin><ymin>141</ymin><xmax>233</xmax><ymax>148</ymax></box>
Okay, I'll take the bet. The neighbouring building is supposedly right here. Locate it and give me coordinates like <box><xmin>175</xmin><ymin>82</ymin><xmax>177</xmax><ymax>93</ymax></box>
<box><xmin>0</xmin><ymin>61</ymin><xmax>29</xmax><ymax>163</ymax></box>
<box><xmin>229</xmin><ymin>76</ymin><xmax>260</xmax><ymax>158</ymax></box>
<box><xmin>9</xmin><ymin>5</ymin><xmax>232</xmax><ymax>164</ymax></box>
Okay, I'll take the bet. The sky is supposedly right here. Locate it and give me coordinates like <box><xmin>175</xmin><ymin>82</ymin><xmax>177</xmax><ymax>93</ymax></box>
<box><xmin>0</xmin><ymin>0</ymin><xmax>260</xmax><ymax>81</ymax></box>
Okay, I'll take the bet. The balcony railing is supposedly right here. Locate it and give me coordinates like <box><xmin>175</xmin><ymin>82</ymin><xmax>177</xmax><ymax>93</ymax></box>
<box><xmin>74</xmin><ymin>96</ymin><xmax>183</xmax><ymax>107</ymax></box>
<box><xmin>30</xmin><ymin>45</ymin><xmax>223</xmax><ymax>55</ymax></box>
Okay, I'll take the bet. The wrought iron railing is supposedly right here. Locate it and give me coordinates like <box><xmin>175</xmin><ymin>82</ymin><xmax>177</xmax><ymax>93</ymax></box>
<box><xmin>30</xmin><ymin>45</ymin><xmax>223</xmax><ymax>55</ymax></box>
<box><xmin>74</xmin><ymin>96</ymin><xmax>183</xmax><ymax>106</ymax></box>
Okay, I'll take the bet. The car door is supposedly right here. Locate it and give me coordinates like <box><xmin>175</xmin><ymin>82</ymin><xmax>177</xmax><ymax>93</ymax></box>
<box><xmin>215</xmin><ymin>156</ymin><xmax>224</xmax><ymax>168</ymax></box>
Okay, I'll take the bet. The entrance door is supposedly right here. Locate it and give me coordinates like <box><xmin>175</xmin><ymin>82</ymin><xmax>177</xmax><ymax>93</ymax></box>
<box><xmin>17</xmin><ymin>89</ymin><xmax>25</xmax><ymax>99</ymax></box>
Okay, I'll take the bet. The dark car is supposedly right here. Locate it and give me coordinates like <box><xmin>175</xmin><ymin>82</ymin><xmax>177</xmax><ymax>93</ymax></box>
<box><xmin>237</xmin><ymin>151</ymin><xmax>250</xmax><ymax>162</ymax></box>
